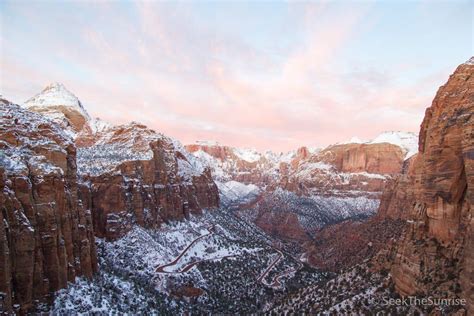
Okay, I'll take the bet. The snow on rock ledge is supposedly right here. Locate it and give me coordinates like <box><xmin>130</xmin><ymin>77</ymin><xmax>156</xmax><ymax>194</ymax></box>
<box><xmin>0</xmin><ymin>98</ymin><xmax>97</xmax><ymax>313</ymax></box>
<box><xmin>24</xmin><ymin>82</ymin><xmax>90</xmax><ymax>133</ymax></box>
<box><xmin>339</xmin><ymin>131</ymin><xmax>418</xmax><ymax>159</ymax></box>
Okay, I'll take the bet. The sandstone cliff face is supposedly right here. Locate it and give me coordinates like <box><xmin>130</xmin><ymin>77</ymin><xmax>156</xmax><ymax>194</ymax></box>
<box><xmin>283</xmin><ymin>142</ymin><xmax>406</xmax><ymax>198</ymax></box>
<box><xmin>0</xmin><ymin>99</ymin><xmax>97</xmax><ymax>312</ymax></box>
<box><xmin>186</xmin><ymin>139</ymin><xmax>414</xmax><ymax>245</ymax></box>
<box><xmin>375</xmin><ymin>155</ymin><xmax>419</xmax><ymax>221</ymax></box>
<box><xmin>76</xmin><ymin>123</ymin><xmax>219</xmax><ymax>240</ymax></box>
<box><xmin>185</xmin><ymin>142</ymin><xmax>280</xmax><ymax>186</ymax></box>
<box><xmin>319</xmin><ymin>143</ymin><xmax>406</xmax><ymax>174</ymax></box>
<box><xmin>24</xmin><ymin>83</ymin><xmax>90</xmax><ymax>133</ymax></box>
<box><xmin>390</xmin><ymin>59</ymin><xmax>473</xmax><ymax>312</ymax></box>
<box><xmin>23</xmin><ymin>84</ymin><xmax>220</xmax><ymax>241</ymax></box>
<box><xmin>187</xmin><ymin>140</ymin><xmax>411</xmax><ymax>199</ymax></box>
<box><xmin>302</xmin><ymin>155</ymin><xmax>415</xmax><ymax>272</ymax></box>
<box><xmin>0</xmin><ymin>84</ymin><xmax>221</xmax><ymax>311</ymax></box>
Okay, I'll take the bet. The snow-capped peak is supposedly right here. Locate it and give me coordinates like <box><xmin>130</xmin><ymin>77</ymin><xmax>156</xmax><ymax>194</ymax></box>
<box><xmin>342</xmin><ymin>136</ymin><xmax>363</xmax><ymax>144</ymax></box>
<box><xmin>44</xmin><ymin>82</ymin><xmax>68</xmax><ymax>92</ymax></box>
<box><xmin>195</xmin><ymin>140</ymin><xmax>220</xmax><ymax>146</ymax></box>
<box><xmin>233</xmin><ymin>147</ymin><xmax>262</xmax><ymax>163</ymax></box>
<box><xmin>369</xmin><ymin>131</ymin><xmax>418</xmax><ymax>158</ymax></box>
<box><xmin>338</xmin><ymin>131</ymin><xmax>418</xmax><ymax>159</ymax></box>
<box><xmin>23</xmin><ymin>82</ymin><xmax>91</xmax><ymax>133</ymax></box>
<box><xmin>24</xmin><ymin>82</ymin><xmax>90</xmax><ymax>120</ymax></box>
<box><xmin>464</xmin><ymin>56</ymin><xmax>474</xmax><ymax>65</ymax></box>
<box><xmin>89</xmin><ymin>117</ymin><xmax>112</xmax><ymax>133</ymax></box>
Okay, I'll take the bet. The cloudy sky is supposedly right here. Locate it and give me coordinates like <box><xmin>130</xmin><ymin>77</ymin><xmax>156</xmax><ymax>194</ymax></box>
<box><xmin>1</xmin><ymin>0</ymin><xmax>472</xmax><ymax>151</ymax></box>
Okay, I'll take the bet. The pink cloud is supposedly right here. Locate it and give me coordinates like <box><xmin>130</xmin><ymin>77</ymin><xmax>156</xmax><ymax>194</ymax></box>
<box><xmin>1</xmin><ymin>1</ymin><xmax>456</xmax><ymax>152</ymax></box>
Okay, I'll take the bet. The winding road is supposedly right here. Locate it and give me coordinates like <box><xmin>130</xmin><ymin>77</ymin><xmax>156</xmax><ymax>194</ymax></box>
<box><xmin>257</xmin><ymin>249</ymin><xmax>304</xmax><ymax>288</ymax></box>
<box><xmin>256</xmin><ymin>250</ymin><xmax>283</xmax><ymax>283</ymax></box>
<box><xmin>155</xmin><ymin>220</ymin><xmax>303</xmax><ymax>289</ymax></box>
<box><xmin>156</xmin><ymin>225</ymin><xmax>215</xmax><ymax>273</ymax></box>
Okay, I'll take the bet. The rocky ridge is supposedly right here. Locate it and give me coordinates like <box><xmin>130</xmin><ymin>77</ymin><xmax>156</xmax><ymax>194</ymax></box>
<box><xmin>186</xmin><ymin>133</ymin><xmax>417</xmax><ymax>243</ymax></box>
<box><xmin>290</xmin><ymin>57</ymin><xmax>473</xmax><ymax>315</ymax></box>
<box><xmin>76</xmin><ymin>123</ymin><xmax>219</xmax><ymax>240</ymax></box>
<box><xmin>389</xmin><ymin>57</ymin><xmax>473</xmax><ymax>312</ymax></box>
<box><xmin>0</xmin><ymin>99</ymin><xmax>97</xmax><ymax>312</ymax></box>
<box><xmin>24</xmin><ymin>83</ymin><xmax>90</xmax><ymax>133</ymax></box>
<box><xmin>0</xmin><ymin>83</ymin><xmax>220</xmax><ymax>312</ymax></box>
<box><xmin>22</xmin><ymin>83</ymin><xmax>220</xmax><ymax>240</ymax></box>
<box><xmin>304</xmin><ymin>155</ymin><xmax>418</xmax><ymax>272</ymax></box>
<box><xmin>187</xmin><ymin>132</ymin><xmax>416</xmax><ymax>199</ymax></box>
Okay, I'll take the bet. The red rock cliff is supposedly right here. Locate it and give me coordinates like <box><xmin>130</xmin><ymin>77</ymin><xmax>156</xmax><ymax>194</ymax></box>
<box><xmin>185</xmin><ymin>143</ymin><xmax>279</xmax><ymax>186</ymax></box>
<box><xmin>390</xmin><ymin>58</ymin><xmax>473</xmax><ymax>312</ymax></box>
<box><xmin>76</xmin><ymin>123</ymin><xmax>219</xmax><ymax>240</ymax></box>
<box><xmin>0</xmin><ymin>99</ymin><xmax>97</xmax><ymax>313</ymax></box>
<box><xmin>23</xmin><ymin>84</ymin><xmax>220</xmax><ymax>241</ymax></box>
<box><xmin>302</xmin><ymin>156</ymin><xmax>415</xmax><ymax>272</ymax></box>
<box><xmin>283</xmin><ymin>142</ymin><xmax>406</xmax><ymax>198</ymax></box>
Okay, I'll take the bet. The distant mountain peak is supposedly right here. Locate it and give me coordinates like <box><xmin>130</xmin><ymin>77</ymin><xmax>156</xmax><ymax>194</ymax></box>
<box><xmin>43</xmin><ymin>81</ymin><xmax>67</xmax><ymax>91</ymax></box>
<box><xmin>26</xmin><ymin>82</ymin><xmax>87</xmax><ymax>112</ymax></box>
<box><xmin>24</xmin><ymin>82</ymin><xmax>90</xmax><ymax>132</ymax></box>
<box><xmin>464</xmin><ymin>56</ymin><xmax>474</xmax><ymax>65</ymax></box>
<box><xmin>338</xmin><ymin>131</ymin><xmax>418</xmax><ymax>159</ymax></box>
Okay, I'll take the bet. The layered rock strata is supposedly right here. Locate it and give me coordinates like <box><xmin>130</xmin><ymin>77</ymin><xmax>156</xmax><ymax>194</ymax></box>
<box><xmin>23</xmin><ymin>84</ymin><xmax>220</xmax><ymax>241</ymax></box>
<box><xmin>390</xmin><ymin>58</ymin><xmax>473</xmax><ymax>312</ymax></box>
<box><xmin>76</xmin><ymin>124</ymin><xmax>220</xmax><ymax>240</ymax></box>
<box><xmin>0</xmin><ymin>99</ymin><xmax>97</xmax><ymax>312</ymax></box>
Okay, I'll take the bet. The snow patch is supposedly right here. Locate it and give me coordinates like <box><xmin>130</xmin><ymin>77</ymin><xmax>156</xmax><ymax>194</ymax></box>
<box><xmin>369</xmin><ymin>131</ymin><xmax>418</xmax><ymax>158</ymax></box>
<box><xmin>338</xmin><ymin>131</ymin><xmax>418</xmax><ymax>159</ymax></box>
<box><xmin>24</xmin><ymin>82</ymin><xmax>90</xmax><ymax>120</ymax></box>
<box><xmin>217</xmin><ymin>180</ymin><xmax>261</xmax><ymax>205</ymax></box>
<box><xmin>233</xmin><ymin>148</ymin><xmax>261</xmax><ymax>163</ymax></box>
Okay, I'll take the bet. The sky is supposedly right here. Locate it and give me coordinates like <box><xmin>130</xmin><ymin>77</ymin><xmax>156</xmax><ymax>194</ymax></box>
<box><xmin>1</xmin><ymin>0</ymin><xmax>472</xmax><ymax>152</ymax></box>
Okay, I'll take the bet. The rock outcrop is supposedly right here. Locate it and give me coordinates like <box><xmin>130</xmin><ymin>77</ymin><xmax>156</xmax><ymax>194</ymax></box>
<box><xmin>76</xmin><ymin>123</ymin><xmax>219</xmax><ymax>240</ymax></box>
<box><xmin>186</xmin><ymin>135</ymin><xmax>416</xmax><ymax>245</ymax></box>
<box><xmin>24</xmin><ymin>83</ymin><xmax>90</xmax><ymax>133</ymax></box>
<box><xmin>303</xmin><ymin>61</ymin><xmax>473</xmax><ymax>315</ymax></box>
<box><xmin>0</xmin><ymin>83</ymin><xmax>221</xmax><ymax>311</ymax></box>
<box><xmin>0</xmin><ymin>99</ymin><xmax>97</xmax><ymax>312</ymax></box>
<box><xmin>302</xmin><ymin>156</ymin><xmax>415</xmax><ymax>272</ymax></box>
<box><xmin>282</xmin><ymin>142</ymin><xmax>406</xmax><ymax>198</ymax></box>
<box><xmin>23</xmin><ymin>84</ymin><xmax>220</xmax><ymax>241</ymax></box>
<box><xmin>187</xmin><ymin>134</ymin><xmax>416</xmax><ymax>200</ymax></box>
<box><xmin>185</xmin><ymin>142</ymin><xmax>281</xmax><ymax>186</ymax></box>
<box><xmin>390</xmin><ymin>58</ymin><xmax>473</xmax><ymax>312</ymax></box>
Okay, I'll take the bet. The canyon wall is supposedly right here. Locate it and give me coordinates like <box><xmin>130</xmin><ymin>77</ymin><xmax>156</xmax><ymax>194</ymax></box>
<box><xmin>0</xmin><ymin>100</ymin><xmax>97</xmax><ymax>312</ymax></box>
<box><xmin>25</xmin><ymin>83</ymin><xmax>220</xmax><ymax>241</ymax></box>
<box><xmin>303</xmin><ymin>157</ymin><xmax>415</xmax><ymax>271</ymax></box>
<box><xmin>282</xmin><ymin>142</ymin><xmax>406</xmax><ymax>198</ymax></box>
<box><xmin>0</xmin><ymin>84</ymin><xmax>221</xmax><ymax>312</ymax></box>
<box><xmin>185</xmin><ymin>142</ymin><xmax>280</xmax><ymax>186</ymax></box>
<box><xmin>187</xmin><ymin>139</ymin><xmax>412</xmax><ymax>199</ymax></box>
<box><xmin>186</xmin><ymin>136</ymin><xmax>415</xmax><ymax>245</ymax></box>
<box><xmin>78</xmin><ymin>135</ymin><xmax>220</xmax><ymax>240</ymax></box>
<box><xmin>390</xmin><ymin>58</ymin><xmax>473</xmax><ymax>312</ymax></box>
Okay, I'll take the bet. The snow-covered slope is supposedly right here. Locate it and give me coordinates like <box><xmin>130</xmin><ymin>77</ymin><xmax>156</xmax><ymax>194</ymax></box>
<box><xmin>217</xmin><ymin>180</ymin><xmax>261</xmax><ymax>206</ymax></box>
<box><xmin>339</xmin><ymin>131</ymin><xmax>418</xmax><ymax>159</ymax></box>
<box><xmin>50</xmin><ymin>209</ymin><xmax>325</xmax><ymax>314</ymax></box>
<box><xmin>185</xmin><ymin>143</ymin><xmax>282</xmax><ymax>185</ymax></box>
<box><xmin>22</xmin><ymin>83</ymin><xmax>209</xmax><ymax>182</ymax></box>
<box><xmin>76</xmin><ymin>121</ymin><xmax>208</xmax><ymax>182</ymax></box>
<box><xmin>0</xmin><ymin>98</ymin><xmax>73</xmax><ymax>176</ymax></box>
<box><xmin>233</xmin><ymin>147</ymin><xmax>261</xmax><ymax>163</ymax></box>
<box><xmin>369</xmin><ymin>131</ymin><xmax>418</xmax><ymax>158</ymax></box>
<box><xmin>24</xmin><ymin>82</ymin><xmax>90</xmax><ymax>132</ymax></box>
<box><xmin>89</xmin><ymin>117</ymin><xmax>112</xmax><ymax>133</ymax></box>
<box><xmin>341</xmin><ymin>136</ymin><xmax>364</xmax><ymax>144</ymax></box>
